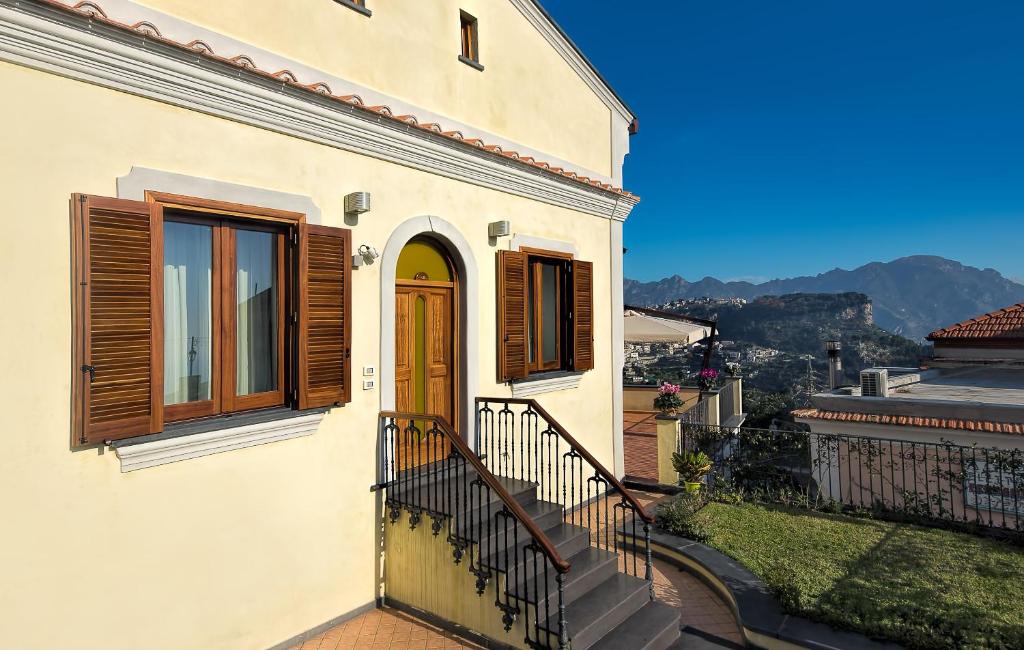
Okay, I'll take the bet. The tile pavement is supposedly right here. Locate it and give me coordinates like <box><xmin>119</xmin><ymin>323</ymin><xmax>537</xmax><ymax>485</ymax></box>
<box><xmin>288</xmin><ymin>607</ymin><xmax>483</xmax><ymax>649</ymax></box>
<box><xmin>623</xmin><ymin>410</ymin><xmax>659</xmax><ymax>481</ymax></box>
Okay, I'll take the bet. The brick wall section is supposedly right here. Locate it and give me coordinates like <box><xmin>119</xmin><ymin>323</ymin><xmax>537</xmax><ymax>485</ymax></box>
<box><xmin>623</xmin><ymin>411</ymin><xmax>659</xmax><ymax>481</ymax></box>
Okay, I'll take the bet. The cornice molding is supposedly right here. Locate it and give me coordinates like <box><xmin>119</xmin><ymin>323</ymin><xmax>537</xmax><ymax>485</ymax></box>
<box><xmin>509</xmin><ymin>0</ymin><xmax>634</xmax><ymax>123</ymax></box>
<box><xmin>0</xmin><ymin>0</ymin><xmax>637</xmax><ymax>221</ymax></box>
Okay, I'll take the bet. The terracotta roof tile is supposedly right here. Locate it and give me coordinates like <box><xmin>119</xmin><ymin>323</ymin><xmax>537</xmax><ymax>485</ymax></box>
<box><xmin>45</xmin><ymin>0</ymin><xmax>638</xmax><ymax>200</ymax></box>
<box><xmin>927</xmin><ymin>302</ymin><xmax>1024</xmax><ymax>341</ymax></box>
<box><xmin>792</xmin><ymin>408</ymin><xmax>1024</xmax><ymax>435</ymax></box>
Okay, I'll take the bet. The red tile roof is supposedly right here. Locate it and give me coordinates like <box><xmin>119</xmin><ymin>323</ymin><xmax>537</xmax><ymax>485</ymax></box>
<box><xmin>792</xmin><ymin>408</ymin><xmax>1024</xmax><ymax>435</ymax></box>
<box><xmin>927</xmin><ymin>302</ymin><xmax>1024</xmax><ymax>342</ymax></box>
<box><xmin>48</xmin><ymin>0</ymin><xmax>636</xmax><ymax>199</ymax></box>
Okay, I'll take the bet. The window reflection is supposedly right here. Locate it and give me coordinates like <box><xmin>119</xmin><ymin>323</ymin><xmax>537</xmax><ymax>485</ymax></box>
<box><xmin>164</xmin><ymin>222</ymin><xmax>213</xmax><ymax>405</ymax></box>
<box><xmin>236</xmin><ymin>230</ymin><xmax>277</xmax><ymax>396</ymax></box>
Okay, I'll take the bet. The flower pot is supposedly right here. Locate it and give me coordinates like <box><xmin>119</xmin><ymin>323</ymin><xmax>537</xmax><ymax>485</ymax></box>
<box><xmin>682</xmin><ymin>481</ymin><xmax>702</xmax><ymax>494</ymax></box>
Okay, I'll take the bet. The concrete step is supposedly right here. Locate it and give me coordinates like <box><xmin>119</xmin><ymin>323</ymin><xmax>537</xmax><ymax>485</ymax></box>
<box><xmin>544</xmin><ymin>572</ymin><xmax>651</xmax><ymax>650</ymax></box>
<box><xmin>458</xmin><ymin>498</ymin><xmax>564</xmax><ymax>551</ymax></box>
<box><xmin>509</xmin><ymin>545</ymin><xmax>620</xmax><ymax>611</ymax></box>
<box><xmin>479</xmin><ymin>521</ymin><xmax>591</xmax><ymax>575</ymax></box>
<box><xmin>591</xmin><ymin>600</ymin><xmax>681</xmax><ymax>650</ymax></box>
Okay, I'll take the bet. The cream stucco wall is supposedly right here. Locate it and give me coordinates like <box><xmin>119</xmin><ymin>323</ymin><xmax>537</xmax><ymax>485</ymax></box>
<box><xmin>127</xmin><ymin>0</ymin><xmax>615</xmax><ymax>178</ymax></box>
<box><xmin>0</xmin><ymin>60</ymin><xmax>617</xmax><ymax>649</ymax></box>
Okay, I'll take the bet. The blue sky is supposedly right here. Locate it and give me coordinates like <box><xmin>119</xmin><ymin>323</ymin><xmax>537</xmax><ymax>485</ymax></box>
<box><xmin>544</xmin><ymin>1</ymin><xmax>1024</xmax><ymax>283</ymax></box>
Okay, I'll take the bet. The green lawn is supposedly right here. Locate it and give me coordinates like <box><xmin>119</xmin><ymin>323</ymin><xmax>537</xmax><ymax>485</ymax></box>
<box><xmin>699</xmin><ymin>502</ymin><xmax>1024</xmax><ymax>649</ymax></box>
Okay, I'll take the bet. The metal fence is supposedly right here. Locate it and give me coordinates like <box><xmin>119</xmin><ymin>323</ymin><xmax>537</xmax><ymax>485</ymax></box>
<box><xmin>679</xmin><ymin>423</ymin><xmax>1024</xmax><ymax>535</ymax></box>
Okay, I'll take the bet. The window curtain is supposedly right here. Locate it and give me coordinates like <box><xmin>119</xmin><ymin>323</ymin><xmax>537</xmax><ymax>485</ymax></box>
<box><xmin>163</xmin><ymin>223</ymin><xmax>212</xmax><ymax>405</ymax></box>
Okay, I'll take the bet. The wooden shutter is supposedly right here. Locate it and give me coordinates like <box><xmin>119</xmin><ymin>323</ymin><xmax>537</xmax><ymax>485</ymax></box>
<box><xmin>497</xmin><ymin>250</ymin><xmax>528</xmax><ymax>381</ymax></box>
<box><xmin>298</xmin><ymin>223</ymin><xmax>352</xmax><ymax>409</ymax></box>
<box><xmin>572</xmin><ymin>260</ymin><xmax>595</xmax><ymax>372</ymax></box>
<box><xmin>72</xmin><ymin>194</ymin><xmax>162</xmax><ymax>446</ymax></box>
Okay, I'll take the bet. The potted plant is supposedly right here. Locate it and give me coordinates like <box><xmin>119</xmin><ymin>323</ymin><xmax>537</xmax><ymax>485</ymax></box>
<box><xmin>697</xmin><ymin>367</ymin><xmax>719</xmax><ymax>391</ymax></box>
<box><xmin>672</xmin><ymin>450</ymin><xmax>713</xmax><ymax>493</ymax></box>
<box><xmin>653</xmin><ymin>382</ymin><xmax>683</xmax><ymax>415</ymax></box>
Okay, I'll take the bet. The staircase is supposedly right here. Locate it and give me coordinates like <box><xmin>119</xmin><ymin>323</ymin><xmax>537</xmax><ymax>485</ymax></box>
<box><xmin>379</xmin><ymin>399</ymin><xmax>681</xmax><ymax>649</ymax></box>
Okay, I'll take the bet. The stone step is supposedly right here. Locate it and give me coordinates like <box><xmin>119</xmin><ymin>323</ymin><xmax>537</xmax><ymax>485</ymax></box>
<box><xmin>591</xmin><ymin>600</ymin><xmax>681</xmax><ymax>650</ymax></box>
<box><xmin>545</xmin><ymin>572</ymin><xmax>651</xmax><ymax>650</ymax></box>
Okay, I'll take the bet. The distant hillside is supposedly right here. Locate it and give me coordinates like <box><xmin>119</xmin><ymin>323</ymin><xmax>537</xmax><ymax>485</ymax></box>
<box><xmin>663</xmin><ymin>293</ymin><xmax>926</xmax><ymax>394</ymax></box>
<box><xmin>625</xmin><ymin>255</ymin><xmax>1024</xmax><ymax>340</ymax></box>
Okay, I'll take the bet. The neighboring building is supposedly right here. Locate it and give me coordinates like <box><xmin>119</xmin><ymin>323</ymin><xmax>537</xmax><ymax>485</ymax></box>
<box><xmin>0</xmin><ymin>2</ymin><xmax>677</xmax><ymax>648</ymax></box>
<box><xmin>794</xmin><ymin>302</ymin><xmax>1024</xmax><ymax>528</ymax></box>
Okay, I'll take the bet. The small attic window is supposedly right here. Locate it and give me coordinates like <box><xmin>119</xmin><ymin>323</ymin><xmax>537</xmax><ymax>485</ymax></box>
<box><xmin>459</xmin><ymin>11</ymin><xmax>483</xmax><ymax>71</ymax></box>
<box><xmin>334</xmin><ymin>0</ymin><xmax>370</xmax><ymax>17</ymax></box>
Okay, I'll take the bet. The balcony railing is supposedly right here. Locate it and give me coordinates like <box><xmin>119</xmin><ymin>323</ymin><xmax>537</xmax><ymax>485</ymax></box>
<box><xmin>679</xmin><ymin>423</ymin><xmax>1024</xmax><ymax>537</ymax></box>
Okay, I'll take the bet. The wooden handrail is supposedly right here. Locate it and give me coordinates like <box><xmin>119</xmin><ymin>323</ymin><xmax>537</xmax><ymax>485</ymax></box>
<box><xmin>379</xmin><ymin>410</ymin><xmax>571</xmax><ymax>573</ymax></box>
<box><xmin>474</xmin><ymin>398</ymin><xmax>655</xmax><ymax>523</ymax></box>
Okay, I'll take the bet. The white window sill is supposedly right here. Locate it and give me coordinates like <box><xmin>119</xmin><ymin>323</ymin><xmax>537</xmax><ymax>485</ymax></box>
<box><xmin>113</xmin><ymin>412</ymin><xmax>325</xmax><ymax>472</ymax></box>
<box><xmin>510</xmin><ymin>372</ymin><xmax>583</xmax><ymax>397</ymax></box>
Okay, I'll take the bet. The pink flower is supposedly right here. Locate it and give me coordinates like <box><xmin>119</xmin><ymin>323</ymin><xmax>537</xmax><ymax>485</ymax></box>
<box><xmin>658</xmin><ymin>382</ymin><xmax>680</xmax><ymax>396</ymax></box>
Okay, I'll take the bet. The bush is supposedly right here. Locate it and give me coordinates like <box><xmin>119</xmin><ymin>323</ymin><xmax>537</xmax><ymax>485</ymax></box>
<box><xmin>656</xmin><ymin>493</ymin><xmax>711</xmax><ymax>543</ymax></box>
<box><xmin>671</xmin><ymin>450</ymin><xmax>712</xmax><ymax>483</ymax></box>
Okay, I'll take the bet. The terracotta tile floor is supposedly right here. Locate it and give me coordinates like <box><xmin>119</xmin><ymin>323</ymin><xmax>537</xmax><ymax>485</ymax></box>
<box><xmin>294</xmin><ymin>489</ymin><xmax>743</xmax><ymax>648</ymax></box>
<box><xmin>289</xmin><ymin>607</ymin><xmax>484</xmax><ymax>649</ymax></box>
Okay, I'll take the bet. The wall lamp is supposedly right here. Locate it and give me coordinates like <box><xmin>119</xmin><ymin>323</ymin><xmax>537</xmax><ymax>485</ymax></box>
<box><xmin>352</xmin><ymin>244</ymin><xmax>379</xmax><ymax>269</ymax></box>
<box><xmin>344</xmin><ymin>191</ymin><xmax>372</xmax><ymax>222</ymax></box>
<box><xmin>488</xmin><ymin>220</ymin><xmax>510</xmax><ymax>238</ymax></box>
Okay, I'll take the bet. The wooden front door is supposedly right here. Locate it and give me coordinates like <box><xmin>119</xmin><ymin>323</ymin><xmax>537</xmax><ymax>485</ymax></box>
<box><xmin>395</xmin><ymin>283</ymin><xmax>455</xmax><ymax>469</ymax></box>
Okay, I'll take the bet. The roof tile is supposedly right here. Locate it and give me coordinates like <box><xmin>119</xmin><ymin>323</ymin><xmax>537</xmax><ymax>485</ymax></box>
<box><xmin>928</xmin><ymin>302</ymin><xmax>1024</xmax><ymax>341</ymax></box>
<box><xmin>792</xmin><ymin>408</ymin><xmax>1024</xmax><ymax>435</ymax></box>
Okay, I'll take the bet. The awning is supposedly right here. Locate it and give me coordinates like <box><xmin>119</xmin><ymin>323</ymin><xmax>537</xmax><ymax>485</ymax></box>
<box><xmin>624</xmin><ymin>309</ymin><xmax>711</xmax><ymax>344</ymax></box>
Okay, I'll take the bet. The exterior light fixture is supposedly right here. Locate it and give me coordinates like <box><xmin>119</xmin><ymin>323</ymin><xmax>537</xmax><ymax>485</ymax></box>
<box><xmin>488</xmin><ymin>220</ymin><xmax>510</xmax><ymax>238</ymax></box>
<box><xmin>344</xmin><ymin>191</ymin><xmax>371</xmax><ymax>219</ymax></box>
<box><xmin>352</xmin><ymin>244</ymin><xmax>379</xmax><ymax>269</ymax></box>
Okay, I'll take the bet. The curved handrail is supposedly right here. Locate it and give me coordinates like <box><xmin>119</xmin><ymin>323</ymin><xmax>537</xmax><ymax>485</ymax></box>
<box><xmin>474</xmin><ymin>397</ymin><xmax>655</xmax><ymax>523</ymax></box>
<box><xmin>380</xmin><ymin>410</ymin><xmax>571</xmax><ymax>573</ymax></box>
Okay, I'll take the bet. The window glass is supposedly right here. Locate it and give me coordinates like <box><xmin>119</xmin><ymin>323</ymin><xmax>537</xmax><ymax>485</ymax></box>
<box><xmin>396</xmin><ymin>240</ymin><xmax>452</xmax><ymax>281</ymax></box>
<box><xmin>527</xmin><ymin>264</ymin><xmax>536</xmax><ymax>363</ymax></box>
<box><xmin>236</xmin><ymin>229</ymin><xmax>277</xmax><ymax>395</ymax></box>
<box><xmin>541</xmin><ymin>263</ymin><xmax>559</xmax><ymax>363</ymax></box>
<box><xmin>164</xmin><ymin>221</ymin><xmax>213</xmax><ymax>405</ymax></box>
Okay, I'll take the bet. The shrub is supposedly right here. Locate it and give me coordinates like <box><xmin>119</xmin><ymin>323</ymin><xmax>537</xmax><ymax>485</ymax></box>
<box><xmin>656</xmin><ymin>493</ymin><xmax>711</xmax><ymax>543</ymax></box>
<box><xmin>672</xmin><ymin>450</ymin><xmax>713</xmax><ymax>483</ymax></box>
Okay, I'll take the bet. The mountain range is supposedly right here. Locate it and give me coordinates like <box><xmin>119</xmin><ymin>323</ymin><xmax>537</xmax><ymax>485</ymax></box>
<box><xmin>624</xmin><ymin>256</ymin><xmax>1024</xmax><ymax>340</ymax></box>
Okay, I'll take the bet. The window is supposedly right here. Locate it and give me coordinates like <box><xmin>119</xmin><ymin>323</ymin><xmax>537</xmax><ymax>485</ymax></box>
<box><xmin>334</xmin><ymin>0</ymin><xmax>371</xmax><ymax>17</ymax></box>
<box><xmin>459</xmin><ymin>11</ymin><xmax>482</xmax><ymax>70</ymax></box>
<box><xmin>497</xmin><ymin>248</ymin><xmax>593</xmax><ymax>381</ymax></box>
<box><xmin>528</xmin><ymin>257</ymin><xmax>565</xmax><ymax>372</ymax></box>
<box><xmin>161</xmin><ymin>216</ymin><xmax>286</xmax><ymax>422</ymax></box>
<box><xmin>71</xmin><ymin>193</ymin><xmax>352</xmax><ymax>447</ymax></box>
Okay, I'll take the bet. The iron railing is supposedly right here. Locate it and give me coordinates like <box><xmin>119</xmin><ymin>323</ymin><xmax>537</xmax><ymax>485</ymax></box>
<box><xmin>379</xmin><ymin>411</ymin><xmax>568</xmax><ymax>648</ymax></box>
<box><xmin>679</xmin><ymin>423</ymin><xmax>1024</xmax><ymax>535</ymax></box>
<box><xmin>475</xmin><ymin>398</ymin><xmax>655</xmax><ymax>590</ymax></box>
<box><xmin>678</xmin><ymin>396</ymin><xmax>710</xmax><ymax>427</ymax></box>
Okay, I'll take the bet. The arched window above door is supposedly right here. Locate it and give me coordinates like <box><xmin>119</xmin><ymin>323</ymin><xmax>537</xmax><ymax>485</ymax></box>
<box><xmin>396</xmin><ymin>239</ymin><xmax>453</xmax><ymax>282</ymax></box>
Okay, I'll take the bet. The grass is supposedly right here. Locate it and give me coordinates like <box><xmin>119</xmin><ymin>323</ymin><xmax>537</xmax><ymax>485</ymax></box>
<box><xmin>698</xmin><ymin>501</ymin><xmax>1024</xmax><ymax>649</ymax></box>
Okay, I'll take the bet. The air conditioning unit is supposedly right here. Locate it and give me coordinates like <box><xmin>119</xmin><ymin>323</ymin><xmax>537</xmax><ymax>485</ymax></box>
<box><xmin>860</xmin><ymin>369</ymin><xmax>889</xmax><ymax>398</ymax></box>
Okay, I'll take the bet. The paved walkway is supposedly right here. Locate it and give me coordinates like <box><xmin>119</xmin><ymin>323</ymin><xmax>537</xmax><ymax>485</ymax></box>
<box><xmin>624</xmin><ymin>410</ymin><xmax>660</xmax><ymax>481</ymax></box>
<box><xmin>288</xmin><ymin>607</ymin><xmax>483</xmax><ymax>649</ymax></box>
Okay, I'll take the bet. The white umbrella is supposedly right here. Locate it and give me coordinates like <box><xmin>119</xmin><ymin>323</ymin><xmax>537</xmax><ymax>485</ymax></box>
<box><xmin>624</xmin><ymin>309</ymin><xmax>711</xmax><ymax>344</ymax></box>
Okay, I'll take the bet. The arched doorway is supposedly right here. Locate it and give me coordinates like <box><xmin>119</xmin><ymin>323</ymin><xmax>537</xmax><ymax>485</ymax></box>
<box><xmin>394</xmin><ymin>238</ymin><xmax>458</xmax><ymax>467</ymax></box>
